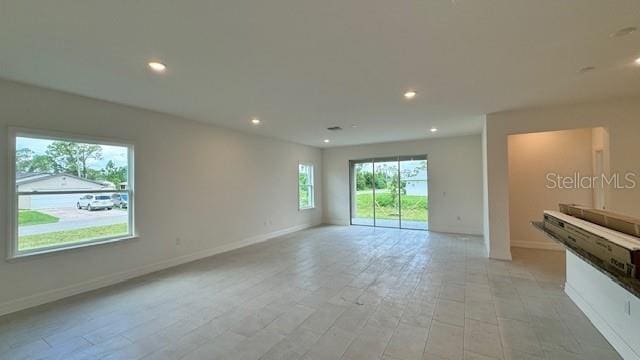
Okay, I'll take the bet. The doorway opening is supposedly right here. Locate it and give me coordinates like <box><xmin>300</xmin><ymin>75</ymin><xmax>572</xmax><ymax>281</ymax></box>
<box><xmin>349</xmin><ymin>155</ymin><xmax>428</xmax><ymax>230</ymax></box>
<box><xmin>507</xmin><ymin>127</ymin><xmax>609</xmax><ymax>250</ymax></box>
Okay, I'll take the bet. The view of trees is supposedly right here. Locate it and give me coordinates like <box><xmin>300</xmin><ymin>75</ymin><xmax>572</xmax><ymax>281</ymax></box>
<box><xmin>16</xmin><ymin>141</ymin><xmax>127</xmax><ymax>186</ymax></box>
<box><xmin>355</xmin><ymin>170</ymin><xmax>388</xmax><ymax>191</ymax></box>
<box><xmin>355</xmin><ymin>162</ymin><xmax>424</xmax><ymax>191</ymax></box>
<box><xmin>354</xmin><ymin>161</ymin><xmax>427</xmax><ymax>213</ymax></box>
<box><xmin>298</xmin><ymin>164</ymin><xmax>314</xmax><ymax>208</ymax></box>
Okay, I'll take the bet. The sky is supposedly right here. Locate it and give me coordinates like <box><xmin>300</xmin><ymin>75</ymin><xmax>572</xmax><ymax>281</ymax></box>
<box><xmin>355</xmin><ymin>160</ymin><xmax>427</xmax><ymax>180</ymax></box>
<box><xmin>16</xmin><ymin>136</ymin><xmax>128</xmax><ymax>169</ymax></box>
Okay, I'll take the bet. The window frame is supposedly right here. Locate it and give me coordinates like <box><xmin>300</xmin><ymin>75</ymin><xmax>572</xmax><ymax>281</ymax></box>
<box><xmin>7</xmin><ymin>127</ymin><xmax>136</xmax><ymax>260</ymax></box>
<box><xmin>298</xmin><ymin>162</ymin><xmax>315</xmax><ymax>210</ymax></box>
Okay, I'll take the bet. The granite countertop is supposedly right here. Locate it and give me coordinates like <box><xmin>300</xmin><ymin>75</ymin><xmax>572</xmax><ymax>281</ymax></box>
<box><xmin>531</xmin><ymin>221</ymin><xmax>640</xmax><ymax>298</ymax></box>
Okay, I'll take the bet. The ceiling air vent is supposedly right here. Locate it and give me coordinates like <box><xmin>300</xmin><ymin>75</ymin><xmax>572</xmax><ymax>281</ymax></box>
<box><xmin>327</xmin><ymin>126</ymin><xmax>343</xmax><ymax>131</ymax></box>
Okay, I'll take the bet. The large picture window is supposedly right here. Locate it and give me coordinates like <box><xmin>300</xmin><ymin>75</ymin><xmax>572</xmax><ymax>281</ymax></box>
<box><xmin>9</xmin><ymin>129</ymin><xmax>134</xmax><ymax>257</ymax></box>
<box><xmin>298</xmin><ymin>163</ymin><xmax>314</xmax><ymax>210</ymax></box>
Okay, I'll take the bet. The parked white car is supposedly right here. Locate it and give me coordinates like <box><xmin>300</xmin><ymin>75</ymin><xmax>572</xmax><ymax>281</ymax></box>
<box><xmin>111</xmin><ymin>193</ymin><xmax>128</xmax><ymax>209</ymax></box>
<box><xmin>77</xmin><ymin>194</ymin><xmax>114</xmax><ymax>211</ymax></box>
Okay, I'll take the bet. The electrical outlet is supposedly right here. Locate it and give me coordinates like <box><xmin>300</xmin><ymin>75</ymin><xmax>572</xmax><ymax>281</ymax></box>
<box><xmin>457</xmin><ymin>216</ymin><xmax>461</xmax><ymax>221</ymax></box>
<box><xmin>175</xmin><ymin>237</ymin><xmax>181</xmax><ymax>246</ymax></box>
<box><xmin>624</xmin><ymin>300</ymin><xmax>631</xmax><ymax>316</ymax></box>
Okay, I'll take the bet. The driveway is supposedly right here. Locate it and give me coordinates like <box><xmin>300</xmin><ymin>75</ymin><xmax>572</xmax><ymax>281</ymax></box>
<box><xmin>42</xmin><ymin>207</ymin><xmax>125</xmax><ymax>221</ymax></box>
<box><xmin>19</xmin><ymin>207</ymin><xmax>128</xmax><ymax>236</ymax></box>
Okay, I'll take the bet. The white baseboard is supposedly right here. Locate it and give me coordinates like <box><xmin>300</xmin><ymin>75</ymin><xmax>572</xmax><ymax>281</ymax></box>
<box><xmin>565</xmin><ymin>282</ymin><xmax>639</xmax><ymax>360</ymax></box>
<box><xmin>428</xmin><ymin>225</ymin><xmax>483</xmax><ymax>236</ymax></box>
<box><xmin>511</xmin><ymin>240</ymin><xmax>564</xmax><ymax>251</ymax></box>
<box><xmin>322</xmin><ymin>219</ymin><xmax>483</xmax><ymax>236</ymax></box>
<box><xmin>0</xmin><ymin>223</ymin><xmax>314</xmax><ymax>317</ymax></box>
<box><xmin>323</xmin><ymin>218</ymin><xmax>350</xmax><ymax>226</ymax></box>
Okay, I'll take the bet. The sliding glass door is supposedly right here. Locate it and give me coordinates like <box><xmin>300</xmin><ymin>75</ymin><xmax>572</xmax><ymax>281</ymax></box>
<box><xmin>373</xmin><ymin>159</ymin><xmax>400</xmax><ymax>228</ymax></box>
<box><xmin>351</xmin><ymin>162</ymin><xmax>374</xmax><ymax>226</ymax></box>
<box><xmin>350</xmin><ymin>156</ymin><xmax>428</xmax><ymax>230</ymax></box>
<box><xmin>399</xmin><ymin>157</ymin><xmax>428</xmax><ymax>230</ymax></box>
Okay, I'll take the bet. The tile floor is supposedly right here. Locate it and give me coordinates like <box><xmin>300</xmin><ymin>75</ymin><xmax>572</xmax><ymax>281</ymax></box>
<box><xmin>0</xmin><ymin>226</ymin><xmax>622</xmax><ymax>360</ymax></box>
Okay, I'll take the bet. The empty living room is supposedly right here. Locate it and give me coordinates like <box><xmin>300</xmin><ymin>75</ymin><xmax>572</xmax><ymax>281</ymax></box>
<box><xmin>2</xmin><ymin>1</ymin><xmax>640</xmax><ymax>359</ymax></box>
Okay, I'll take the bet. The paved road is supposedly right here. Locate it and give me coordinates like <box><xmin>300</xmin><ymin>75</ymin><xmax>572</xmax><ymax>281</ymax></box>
<box><xmin>19</xmin><ymin>208</ymin><xmax>128</xmax><ymax>236</ymax></box>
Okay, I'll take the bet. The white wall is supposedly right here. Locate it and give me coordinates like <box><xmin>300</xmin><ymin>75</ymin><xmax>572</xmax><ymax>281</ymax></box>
<box><xmin>508</xmin><ymin>129</ymin><xmax>594</xmax><ymax>250</ymax></box>
<box><xmin>322</xmin><ymin>135</ymin><xmax>483</xmax><ymax>235</ymax></box>
<box><xmin>565</xmin><ymin>252</ymin><xmax>640</xmax><ymax>360</ymax></box>
<box><xmin>0</xmin><ymin>80</ymin><xmax>323</xmax><ymax>314</ymax></box>
<box><xmin>484</xmin><ymin>97</ymin><xmax>640</xmax><ymax>259</ymax></box>
<box><xmin>482</xmin><ymin>118</ymin><xmax>491</xmax><ymax>255</ymax></box>
<box><xmin>591</xmin><ymin>127</ymin><xmax>611</xmax><ymax>210</ymax></box>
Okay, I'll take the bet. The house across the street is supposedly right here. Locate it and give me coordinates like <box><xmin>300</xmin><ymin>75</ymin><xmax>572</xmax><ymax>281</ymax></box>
<box><xmin>17</xmin><ymin>172</ymin><xmax>114</xmax><ymax>209</ymax></box>
<box><xmin>404</xmin><ymin>168</ymin><xmax>428</xmax><ymax>196</ymax></box>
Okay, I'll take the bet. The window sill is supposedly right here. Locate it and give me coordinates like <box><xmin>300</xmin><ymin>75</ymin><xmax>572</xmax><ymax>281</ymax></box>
<box><xmin>299</xmin><ymin>207</ymin><xmax>315</xmax><ymax>211</ymax></box>
<box><xmin>6</xmin><ymin>235</ymin><xmax>139</xmax><ymax>262</ymax></box>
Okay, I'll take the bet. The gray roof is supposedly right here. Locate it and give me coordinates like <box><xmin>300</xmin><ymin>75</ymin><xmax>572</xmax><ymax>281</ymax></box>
<box><xmin>16</xmin><ymin>171</ymin><xmax>49</xmax><ymax>180</ymax></box>
<box><xmin>16</xmin><ymin>172</ymin><xmax>112</xmax><ymax>187</ymax></box>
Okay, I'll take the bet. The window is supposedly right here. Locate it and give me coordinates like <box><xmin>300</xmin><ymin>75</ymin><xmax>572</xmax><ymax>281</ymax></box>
<box><xmin>298</xmin><ymin>163</ymin><xmax>314</xmax><ymax>209</ymax></box>
<box><xmin>9</xmin><ymin>129</ymin><xmax>134</xmax><ymax>258</ymax></box>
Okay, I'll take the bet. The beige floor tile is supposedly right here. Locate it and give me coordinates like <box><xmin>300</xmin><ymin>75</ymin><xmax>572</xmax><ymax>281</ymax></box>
<box><xmin>463</xmin><ymin>319</ymin><xmax>503</xmax><ymax>359</ymax></box>
<box><xmin>465</xmin><ymin>300</ymin><xmax>497</xmax><ymax>325</ymax></box>
<box><xmin>142</xmin><ymin>331</ymin><xmax>210</xmax><ymax>360</ymax></box>
<box><xmin>299</xmin><ymin>303</ymin><xmax>347</xmax><ymax>333</ymax></box>
<box><xmin>333</xmin><ymin>304</ymin><xmax>376</xmax><ymax>333</ymax></box>
<box><xmin>465</xmin><ymin>285</ymin><xmax>493</xmax><ymax>302</ymax></box>
<box><xmin>501</xmin><ymin>347</ymin><xmax>544</xmax><ymax>360</ymax></box>
<box><xmin>267</xmin><ymin>305</ymin><xmax>315</xmax><ymax>336</ymax></box>
<box><xmin>367</xmin><ymin>301</ymin><xmax>404</xmax><ymax>329</ymax></box>
<box><xmin>528</xmin><ymin>316</ymin><xmax>581</xmax><ymax>354</ymax></box>
<box><xmin>262</xmin><ymin>327</ymin><xmax>322</xmax><ymax>360</ymax></box>
<box><xmin>498</xmin><ymin>318</ymin><xmax>544</xmax><ymax>358</ymax></box>
<box><xmin>303</xmin><ymin>326</ymin><xmax>357</xmax><ymax>360</ymax></box>
<box><xmin>439</xmin><ymin>285</ymin><xmax>466</xmax><ymax>302</ymax></box>
<box><xmin>401</xmin><ymin>300</ymin><xmax>435</xmax><ymax>328</ymax></box>
<box><xmin>181</xmin><ymin>331</ymin><xmax>246</xmax><ymax>360</ymax></box>
<box><xmin>434</xmin><ymin>299</ymin><xmax>465</xmax><ymax>327</ymax></box>
<box><xmin>228</xmin><ymin>328</ymin><xmax>285</xmax><ymax>360</ymax></box>
<box><xmin>424</xmin><ymin>321</ymin><xmax>463</xmax><ymax>360</ymax></box>
<box><xmin>0</xmin><ymin>227</ymin><xmax>621</xmax><ymax>360</ymax></box>
<box><xmin>342</xmin><ymin>324</ymin><xmax>394</xmax><ymax>360</ymax></box>
<box><xmin>465</xmin><ymin>351</ymin><xmax>501</xmax><ymax>360</ymax></box>
<box><xmin>230</xmin><ymin>306</ymin><xmax>282</xmax><ymax>337</ymax></box>
<box><xmin>494</xmin><ymin>299</ymin><xmax>529</xmax><ymax>323</ymax></box>
<box><xmin>423</xmin><ymin>353</ymin><xmax>451</xmax><ymax>360</ymax></box>
<box><xmin>384</xmin><ymin>323</ymin><xmax>429</xmax><ymax>360</ymax></box>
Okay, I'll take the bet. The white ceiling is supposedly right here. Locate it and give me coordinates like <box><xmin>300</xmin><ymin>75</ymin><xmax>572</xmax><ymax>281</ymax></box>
<box><xmin>1</xmin><ymin>1</ymin><xmax>639</xmax><ymax>147</ymax></box>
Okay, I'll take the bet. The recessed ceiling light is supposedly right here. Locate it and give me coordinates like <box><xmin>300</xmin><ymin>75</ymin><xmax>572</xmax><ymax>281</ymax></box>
<box><xmin>430</xmin><ymin>127</ymin><xmax>438</xmax><ymax>133</ymax></box>
<box><xmin>611</xmin><ymin>27</ymin><xmax>637</xmax><ymax>38</ymax></box>
<box><xmin>323</xmin><ymin>139</ymin><xmax>330</xmax><ymax>143</ymax></box>
<box><xmin>635</xmin><ymin>57</ymin><xmax>640</xmax><ymax>65</ymax></box>
<box><xmin>251</xmin><ymin>118</ymin><xmax>261</xmax><ymax>125</ymax></box>
<box><xmin>578</xmin><ymin>66</ymin><xmax>596</xmax><ymax>73</ymax></box>
<box><xmin>351</xmin><ymin>124</ymin><xmax>358</xmax><ymax>128</ymax></box>
<box><xmin>147</xmin><ymin>61</ymin><xmax>167</xmax><ymax>73</ymax></box>
<box><xmin>404</xmin><ymin>90</ymin><xmax>417</xmax><ymax>99</ymax></box>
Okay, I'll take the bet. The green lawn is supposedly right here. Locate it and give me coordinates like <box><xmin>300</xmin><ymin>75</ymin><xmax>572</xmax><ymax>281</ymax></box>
<box><xmin>355</xmin><ymin>192</ymin><xmax>428</xmax><ymax>221</ymax></box>
<box><xmin>19</xmin><ymin>223</ymin><xmax>128</xmax><ymax>251</ymax></box>
<box><xmin>18</xmin><ymin>210</ymin><xmax>59</xmax><ymax>226</ymax></box>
